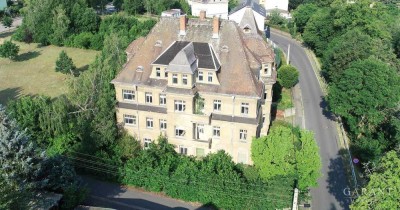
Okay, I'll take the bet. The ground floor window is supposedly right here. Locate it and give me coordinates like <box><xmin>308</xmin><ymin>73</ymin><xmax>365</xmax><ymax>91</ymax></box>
<box><xmin>179</xmin><ymin>146</ymin><xmax>188</xmax><ymax>155</ymax></box>
<box><xmin>144</xmin><ymin>138</ymin><xmax>151</xmax><ymax>149</ymax></box>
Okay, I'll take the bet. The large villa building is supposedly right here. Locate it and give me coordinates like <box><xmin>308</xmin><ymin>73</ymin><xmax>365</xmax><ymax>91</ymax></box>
<box><xmin>111</xmin><ymin>10</ymin><xmax>276</xmax><ymax>164</ymax></box>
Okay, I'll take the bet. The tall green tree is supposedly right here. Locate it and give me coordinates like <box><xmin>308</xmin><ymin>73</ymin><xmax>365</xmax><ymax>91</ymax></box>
<box><xmin>55</xmin><ymin>50</ymin><xmax>76</xmax><ymax>75</ymax></box>
<box><xmin>278</xmin><ymin>65</ymin><xmax>299</xmax><ymax>89</ymax></box>
<box><xmin>251</xmin><ymin>124</ymin><xmax>296</xmax><ymax>180</ymax></box>
<box><xmin>328</xmin><ymin>59</ymin><xmax>400</xmax><ymax>143</ymax></box>
<box><xmin>323</xmin><ymin>28</ymin><xmax>397</xmax><ymax>82</ymax></box>
<box><xmin>303</xmin><ymin>7</ymin><xmax>335</xmax><ymax>56</ymax></box>
<box><xmin>51</xmin><ymin>6</ymin><xmax>71</xmax><ymax>46</ymax></box>
<box><xmin>351</xmin><ymin>151</ymin><xmax>400</xmax><ymax>209</ymax></box>
<box><xmin>292</xmin><ymin>3</ymin><xmax>318</xmax><ymax>33</ymax></box>
<box><xmin>122</xmin><ymin>0</ymin><xmax>144</xmax><ymax>15</ymax></box>
<box><xmin>296</xmin><ymin>131</ymin><xmax>322</xmax><ymax>190</ymax></box>
<box><xmin>0</xmin><ymin>40</ymin><xmax>19</xmax><ymax>60</ymax></box>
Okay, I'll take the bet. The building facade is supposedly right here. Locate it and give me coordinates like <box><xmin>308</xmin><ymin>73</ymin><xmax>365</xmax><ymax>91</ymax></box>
<box><xmin>188</xmin><ymin>0</ymin><xmax>229</xmax><ymax>19</ymax></box>
<box><xmin>112</xmin><ymin>14</ymin><xmax>276</xmax><ymax>164</ymax></box>
<box><xmin>260</xmin><ymin>0</ymin><xmax>289</xmax><ymax>11</ymax></box>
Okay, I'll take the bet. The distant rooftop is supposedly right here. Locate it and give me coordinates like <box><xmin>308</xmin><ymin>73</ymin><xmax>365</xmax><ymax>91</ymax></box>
<box><xmin>229</xmin><ymin>0</ymin><xmax>266</xmax><ymax>17</ymax></box>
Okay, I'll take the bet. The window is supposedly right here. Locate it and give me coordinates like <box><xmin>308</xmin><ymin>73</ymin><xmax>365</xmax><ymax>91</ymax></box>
<box><xmin>179</xmin><ymin>146</ymin><xmax>187</xmax><ymax>155</ymax></box>
<box><xmin>213</xmin><ymin>100</ymin><xmax>221</xmax><ymax>111</ymax></box>
<box><xmin>145</xmin><ymin>92</ymin><xmax>152</xmax><ymax>103</ymax></box>
<box><xmin>165</xmin><ymin>72</ymin><xmax>168</xmax><ymax>77</ymax></box>
<box><xmin>156</xmin><ymin>67</ymin><xmax>161</xmax><ymax>77</ymax></box>
<box><xmin>160</xmin><ymin>119</ymin><xmax>167</xmax><ymax>130</ymax></box>
<box><xmin>159</xmin><ymin>94</ymin><xmax>166</xmax><ymax>105</ymax></box>
<box><xmin>239</xmin><ymin>129</ymin><xmax>247</xmax><ymax>141</ymax></box>
<box><xmin>146</xmin><ymin>118</ymin><xmax>153</xmax><ymax>128</ymax></box>
<box><xmin>172</xmin><ymin>74</ymin><xmax>178</xmax><ymax>84</ymax></box>
<box><xmin>144</xmin><ymin>138</ymin><xmax>151</xmax><ymax>149</ymax></box>
<box><xmin>208</xmin><ymin>72</ymin><xmax>213</xmax><ymax>82</ymax></box>
<box><xmin>175</xmin><ymin>127</ymin><xmax>185</xmax><ymax>137</ymax></box>
<box><xmin>174</xmin><ymin>100</ymin><xmax>186</xmax><ymax>112</ymax></box>
<box><xmin>198</xmin><ymin>71</ymin><xmax>203</xmax><ymax>81</ymax></box>
<box><xmin>264</xmin><ymin>66</ymin><xmax>269</xmax><ymax>74</ymax></box>
<box><xmin>213</xmin><ymin>126</ymin><xmax>220</xmax><ymax>137</ymax></box>
<box><xmin>124</xmin><ymin>114</ymin><xmax>136</xmax><ymax>125</ymax></box>
<box><xmin>264</xmin><ymin>92</ymin><xmax>267</xmax><ymax>100</ymax></box>
<box><xmin>182</xmin><ymin>74</ymin><xmax>188</xmax><ymax>85</ymax></box>
<box><xmin>196</xmin><ymin>148</ymin><xmax>205</xmax><ymax>157</ymax></box>
<box><xmin>123</xmin><ymin>90</ymin><xmax>135</xmax><ymax>101</ymax></box>
<box><xmin>241</xmin><ymin>103</ymin><xmax>249</xmax><ymax>115</ymax></box>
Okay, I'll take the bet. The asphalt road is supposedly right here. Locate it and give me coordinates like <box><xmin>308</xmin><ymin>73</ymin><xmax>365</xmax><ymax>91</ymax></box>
<box><xmin>81</xmin><ymin>176</ymin><xmax>211</xmax><ymax>210</ymax></box>
<box><xmin>268</xmin><ymin>29</ymin><xmax>350</xmax><ymax>210</ymax></box>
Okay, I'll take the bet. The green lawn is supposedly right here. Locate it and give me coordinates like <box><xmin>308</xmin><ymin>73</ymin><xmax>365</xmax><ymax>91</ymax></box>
<box><xmin>0</xmin><ymin>36</ymin><xmax>98</xmax><ymax>105</ymax></box>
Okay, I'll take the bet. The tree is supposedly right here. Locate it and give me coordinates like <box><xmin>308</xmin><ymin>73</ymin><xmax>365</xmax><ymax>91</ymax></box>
<box><xmin>322</xmin><ymin>28</ymin><xmax>397</xmax><ymax>82</ymax></box>
<box><xmin>328</xmin><ymin>59</ymin><xmax>400</xmax><ymax>141</ymax></box>
<box><xmin>292</xmin><ymin>3</ymin><xmax>318</xmax><ymax>33</ymax></box>
<box><xmin>278</xmin><ymin>65</ymin><xmax>299</xmax><ymax>89</ymax></box>
<box><xmin>268</xmin><ymin>10</ymin><xmax>287</xmax><ymax>27</ymax></box>
<box><xmin>351</xmin><ymin>151</ymin><xmax>400</xmax><ymax>209</ymax></box>
<box><xmin>0</xmin><ymin>105</ymin><xmax>41</xmax><ymax>208</ymax></box>
<box><xmin>251</xmin><ymin>124</ymin><xmax>296</xmax><ymax>180</ymax></box>
<box><xmin>1</xmin><ymin>15</ymin><xmax>13</xmax><ymax>28</ymax></box>
<box><xmin>228</xmin><ymin>0</ymin><xmax>238</xmax><ymax>12</ymax></box>
<box><xmin>0</xmin><ymin>40</ymin><xmax>19</xmax><ymax>60</ymax></box>
<box><xmin>303</xmin><ymin>7</ymin><xmax>335</xmax><ymax>56</ymax></box>
<box><xmin>296</xmin><ymin>130</ymin><xmax>322</xmax><ymax>190</ymax></box>
<box><xmin>55</xmin><ymin>50</ymin><xmax>76</xmax><ymax>75</ymax></box>
<box><xmin>51</xmin><ymin>6</ymin><xmax>71</xmax><ymax>46</ymax></box>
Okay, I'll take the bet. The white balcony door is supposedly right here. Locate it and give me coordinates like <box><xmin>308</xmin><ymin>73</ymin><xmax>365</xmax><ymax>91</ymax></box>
<box><xmin>197</xmin><ymin>124</ymin><xmax>205</xmax><ymax>140</ymax></box>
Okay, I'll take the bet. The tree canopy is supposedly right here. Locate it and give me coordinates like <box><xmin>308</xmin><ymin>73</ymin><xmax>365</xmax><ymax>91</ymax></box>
<box><xmin>292</xmin><ymin>3</ymin><xmax>318</xmax><ymax>33</ymax></box>
<box><xmin>278</xmin><ymin>65</ymin><xmax>299</xmax><ymax>89</ymax></box>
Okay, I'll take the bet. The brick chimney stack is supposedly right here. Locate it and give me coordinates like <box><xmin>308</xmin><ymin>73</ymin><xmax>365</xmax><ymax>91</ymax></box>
<box><xmin>179</xmin><ymin>15</ymin><xmax>186</xmax><ymax>36</ymax></box>
<box><xmin>200</xmin><ymin>10</ymin><xmax>206</xmax><ymax>20</ymax></box>
<box><xmin>212</xmin><ymin>16</ymin><xmax>219</xmax><ymax>39</ymax></box>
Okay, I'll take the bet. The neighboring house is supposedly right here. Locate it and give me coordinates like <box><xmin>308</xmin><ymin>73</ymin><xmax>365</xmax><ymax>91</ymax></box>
<box><xmin>229</xmin><ymin>0</ymin><xmax>266</xmax><ymax>32</ymax></box>
<box><xmin>112</xmin><ymin>14</ymin><xmax>276</xmax><ymax>164</ymax></box>
<box><xmin>260</xmin><ymin>0</ymin><xmax>288</xmax><ymax>11</ymax></box>
<box><xmin>188</xmin><ymin>0</ymin><xmax>229</xmax><ymax>19</ymax></box>
<box><xmin>161</xmin><ymin>9</ymin><xmax>182</xmax><ymax>17</ymax></box>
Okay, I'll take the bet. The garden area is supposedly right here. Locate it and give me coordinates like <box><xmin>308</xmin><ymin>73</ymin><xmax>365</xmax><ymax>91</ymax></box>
<box><xmin>0</xmin><ymin>34</ymin><xmax>98</xmax><ymax>105</ymax></box>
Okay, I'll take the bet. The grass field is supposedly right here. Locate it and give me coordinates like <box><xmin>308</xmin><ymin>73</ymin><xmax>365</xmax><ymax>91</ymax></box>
<box><xmin>0</xmin><ymin>35</ymin><xmax>98</xmax><ymax>105</ymax></box>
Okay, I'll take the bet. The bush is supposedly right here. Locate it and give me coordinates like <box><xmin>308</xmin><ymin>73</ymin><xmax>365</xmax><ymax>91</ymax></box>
<box><xmin>64</xmin><ymin>32</ymin><xmax>93</xmax><ymax>49</ymax></box>
<box><xmin>278</xmin><ymin>65</ymin><xmax>299</xmax><ymax>88</ymax></box>
<box><xmin>0</xmin><ymin>40</ymin><xmax>19</xmax><ymax>60</ymax></box>
<box><xmin>122</xmin><ymin>137</ymin><xmax>293</xmax><ymax>209</ymax></box>
<box><xmin>55</xmin><ymin>51</ymin><xmax>76</xmax><ymax>75</ymax></box>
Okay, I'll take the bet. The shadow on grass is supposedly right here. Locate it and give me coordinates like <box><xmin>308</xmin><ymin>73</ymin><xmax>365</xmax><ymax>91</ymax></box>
<box><xmin>0</xmin><ymin>31</ymin><xmax>15</xmax><ymax>38</ymax></box>
<box><xmin>16</xmin><ymin>51</ymin><xmax>41</xmax><ymax>62</ymax></box>
<box><xmin>76</xmin><ymin>64</ymin><xmax>90</xmax><ymax>73</ymax></box>
<box><xmin>0</xmin><ymin>87</ymin><xmax>23</xmax><ymax>105</ymax></box>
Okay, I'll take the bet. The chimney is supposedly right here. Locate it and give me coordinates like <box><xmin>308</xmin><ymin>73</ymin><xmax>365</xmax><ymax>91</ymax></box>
<box><xmin>179</xmin><ymin>15</ymin><xmax>186</xmax><ymax>36</ymax></box>
<box><xmin>200</xmin><ymin>10</ymin><xmax>206</xmax><ymax>20</ymax></box>
<box><xmin>212</xmin><ymin>16</ymin><xmax>219</xmax><ymax>39</ymax></box>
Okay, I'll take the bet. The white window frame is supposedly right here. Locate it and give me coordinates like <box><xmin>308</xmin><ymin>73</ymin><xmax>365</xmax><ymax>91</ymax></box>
<box><xmin>208</xmin><ymin>72</ymin><xmax>213</xmax><ymax>82</ymax></box>
<box><xmin>160</xmin><ymin>119</ymin><xmax>167</xmax><ymax>130</ymax></box>
<box><xmin>198</xmin><ymin>71</ymin><xmax>203</xmax><ymax>81</ymax></box>
<box><xmin>213</xmin><ymin>100</ymin><xmax>221</xmax><ymax>111</ymax></box>
<box><xmin>175</xmin><ymin>127</ymin><xmax>185</xmax><ymax>137</ymax></box>
<box><xmin>156</xmin><ymin>67</ymin><xmax>161</xmax><ymax>77</ymax></box>
<box><xmin>213</xmin><ymin>126</ymin><xmax>220</xmax><ymax>138</ymax></box>
<box><xmin>159</xmin><ymin>94</ymin><xmax>166</xmax><ymax>106</ymax></box>
<box><xmin>239</xmin><ymin>129</ymin><xmax>247</xmax><ymax>141</ymax></box>
<box><xmin>172</xmin><ymin>74</ymin><xmax>178</xmax><ymax>84</ymax></box>
<box><xmin>124</xmin><ymin>114</ymin><xmax>136</xmax><ymax>126</ymax></box>
<box><xmin>122</xmin><ymin>90</ymin><xmax>135</xmax><ymax>101</ymax></box>
<box><xmin>241</xmin><ymin>103</ymin><xmax>249</xmax><ymax>115</ymax></box>
<box><xmin>174</xmin><ymin>100</ymin><xmax>186</xmax><ymax>112</ymax></box>
<box><xmin>145</xmin><ymin>92</ymin><xmax>153</xmax><ymax>104</ymax></box>
<box><xmin>182</xmin><ymin>74</ymin><xmax>188</xmax><ymax>85</ymax></box>
<box><xmin>144</xmin><ymin>138</ymin><xmax>151</xmax><ymax>149</ymax></box>
<box><xmin>146</xmin><ymin>118</ymin><xmax>153</xmax><ymax>128</ymax></box>
<box><xmin>179</xmin><ymin>145</ymin><xmax>188</xmax><ymax>155</ymax></box>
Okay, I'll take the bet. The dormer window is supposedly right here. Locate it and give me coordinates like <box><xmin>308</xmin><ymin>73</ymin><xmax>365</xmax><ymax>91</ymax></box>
<box><xmin>156</xmin><ymin>68</ymin><xmax>161</xmax><ymax>77</ymax></box>
<box><xmin>136</xmin><ymin>66</ymin><xmax>144</xmax><ymax>72</ymax></box>
<box><xmin>198</xmin><ymin>71</ymin><xmax>203</xmax><ymax>81</ymax></box>
<box><xmin>172</xmin><ymin>74</ymin><xmax>178</xmax><ymax>84</ymax></box>
<box><xmin>243</xmin><ymin>25</ymin><xmax>251</xmax><ymax>33</ymax></box>
<box><xmin>182</xmin><ymin>74</ymin><xmax>188</xmax><ymax>85</ymax></box>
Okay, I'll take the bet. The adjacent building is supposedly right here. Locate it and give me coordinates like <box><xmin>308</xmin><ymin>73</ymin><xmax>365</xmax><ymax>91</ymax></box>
<box><xmin>229</xmin><ymin>0</ymin><xmax>266</xmax><ymax>32</ymax></box>
<box><xmin>112</xmin><ymin>12</ymin><xmax>276</xmax><ymax>164</ymax></box>
<box><xmin>188</xmin><ymin>0</ymin><xmax>229</xmax><ymax>19</ymax></box>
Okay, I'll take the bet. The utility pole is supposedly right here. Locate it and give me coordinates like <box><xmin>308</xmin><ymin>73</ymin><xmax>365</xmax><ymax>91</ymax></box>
<box><xmin>292</xmin><ymin>188</ymin><xmax>299</xmax><ymax>210</ymax></box>
<box><xmin>287</xmin><ymin>44</ymin><xmax>291</xmax><ymax>65</ymax></box>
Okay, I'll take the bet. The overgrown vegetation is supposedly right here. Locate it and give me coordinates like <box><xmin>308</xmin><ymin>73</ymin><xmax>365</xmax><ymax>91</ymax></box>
<box><xmin>290</xmin><ymin>0</ymin><xmax>400</xmax><ymax>206</ymax></box>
